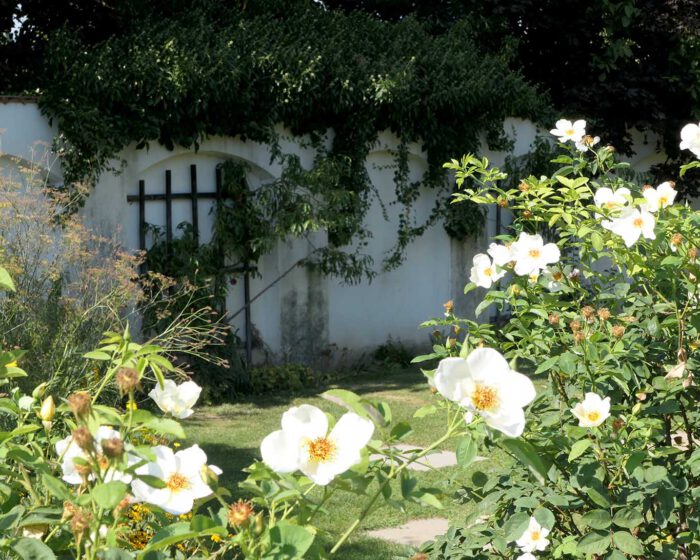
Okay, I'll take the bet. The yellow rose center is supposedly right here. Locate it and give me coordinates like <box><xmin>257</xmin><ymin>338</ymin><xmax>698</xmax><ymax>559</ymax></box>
<box><xmin>659</xmin><ymin>196</ymin><xmax>668</xmax><ymax>205</ymax></box>
<box><xmin>471</xmin><ymin>385</ymin><xmax>499</xmax><ymax>412</ymax></box>
<box><xmin>552</xmin><ymin>271</ymin><xmax>563</xmax><ymax>281</ymax></box>
<box><xmin>586</xmin><ymin>411</ymin><xmax>600</xmax><ymax>423</ymax></box>
<box><xmin>633</xmin><ymin>217</ymin><xmax>644</xmax><ymax>228</ymax></box>
<box><xmin>528</xmin><ymin>249</ymin><xmax>541</xmax><ymax>258</ymax></box>
<box><xmin>566</xmin><ymin>129</ymin><xmax>575</xmax><ymax>136</ymax></box>
<box><xmin>307</xmin><ymin>437</ymin><xmax>336</xmax><ymax>463</ymax></box>
<box><xmin>605</xmin><ymin>201</ymin><xmax>618</xmax><ymax>209</ymax></box>
<box><xmin>166</xmin><ymin>473</ymin><xmax>190</xmax><ymax>493</ymax></box>
<box><xmin>484</xmin><ymin>267</ymin><xmax>493</xmax><ymax>277</ymax></box>
<box><xmin>531</xmin><ymin>530</ymin><xmax>541</xmax><ymax>541</ymax></box>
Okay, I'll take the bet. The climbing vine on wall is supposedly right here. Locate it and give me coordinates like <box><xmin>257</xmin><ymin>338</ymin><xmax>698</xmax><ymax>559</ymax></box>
<box><xmin>38</xmin><ymin>1</ymin><xmax>548</xmax><ymax>276</ymax></box>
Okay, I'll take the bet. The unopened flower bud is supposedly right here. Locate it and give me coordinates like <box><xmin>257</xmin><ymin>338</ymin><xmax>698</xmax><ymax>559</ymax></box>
<box><xmin>612</xmin><ymin>418</ymin><xmax>625</xmax><ymax>431</ymax></box>
<box><xmin>228</xmin><ymin>500</ymin><xmax>254</xmax><ymax>527</ymax></box>
<box><xmin>113</xmin><ymin>495</ymin><xmax>132</xmax><ymax>517</ymax></box>
<box><xmin>635</xmin><ymin>392</ymin><xmax>647</xmax><ymax>401</ymax></box>
<box><xmin>67</xmin><ymin>391</ymin><xmax>92</xmax><ymax>419</ymax></box>
<box><xmin>116</xmin><ymin>367</ymin><xmax>140</xmax><ymax>395</ymax></box>
<box><xmin>69</xmin><ymin>508</ymin><xmax>92</xmax><ymax>538</ymax></box>
<box><xmin>497</xmin><ymin>197</ymin><xmax>508</xmax><ymax>208</ymax></box>
<box><xmin>548</xmin><ymin>313</ymin><xmax>560</xmax><ymax>326</ymax></box>
<box><xmin>612</xmin><ymin>325</ymin><xmax>626</xmax><ymax>338</ymax></box>
<box><xmin>690</xmin><ymin>247</ymin><xmax>698</xmax><ymax>261</ymax></box>
<box><xmin>76</xmin><ymin>463</ymin><xmax>93</xmax><ymax>480</ymax></box>
<box><xmin>38</xmin><ymin>396</ymin><xmax>55</xmax><ymax>423</ymax></box>
<box><xmin>445</xmin><ymin>337</ymin><xmax>456</xmax><ymax>349</ymax></box>
<box><xmin>581</xmin><ymin>306</ymin><xmax>595</xmax><ymax>321</ymax></box>
<box><xmin>62</xmin><ymin>501</ymin><xmax>78</xmax><ymax>521</ymax></box>
<box><xmin>101</xmin><ymin>437</ymin><xmax>124</xmax><ymax>459</ymax></box>
<box><xmin>671</xmin><ymin>233</ymin><xmax>682</xmax><ymax>246</ymax></box>
<box><xmin>72</xmin><ymin>426</ymin><xmax>94</xmax><ymax>452</ymax></box>
<box><xmin>678</xmin><ymin>348</ymin><xmax>688</xmax><ymax>363</ymax></box>
<box><xmin>683</xmin><ymin>373</ymin><xmax>694</xmax><ymax>389</ymax></box>
<box><xmin>518</xmin><ymin>181</ymin><xmax>530</xmax><ymax>192</ymax></box>
<box><xmin>569</xmin><ymin>269</ymin><xmax>581</xmax><ymax>282</ymax></box>
<box><xmin>570</xmin><ymin>320</ymin><xmax>582</xmax><ymax>333</ymax></box>
<box><xmin>605</xmin><ymin>145</ymin><xmax>615</xmax><ymax>153</ymax></box>
<box><xmin>254</xmin><ymin>512</ymin><xmax>264</xmax><ymax>535</ymax></box>
<box><xmin>32</xmin><ymin>382</ymin><xmax>48</xmax><ymax>399</ymax></box>
<box><xmin>200</xmin><ymin>465</ymin><xmax>219</xmax><ymax>488</ymax></box>
<box><xmin>522</xmin><ymin>210</ymin><xmax>533</xmax><ymax>218</ymax></box>
<box><xmin>574</xmin><ymin>331</ymin><xmax>586</xmax><ymax>343</ymax></box>
<box><xmin>597</xmin><ymin>308</ymin><xmax>611</xmax><ymax>321</ymax></box>
<box><xmin>453</xmin><ymin>325</ymin><xmax>461</xmax><ymax>335</ymax></box>
<box><xmin>689</xmin><ymin>273</ymin><xmax>697</xmax><ymax>284</ymax></box>
<box><xmin>443</xmin><ymin>300</ymin><xmax>454</xmax><ymax>315</ymax></box>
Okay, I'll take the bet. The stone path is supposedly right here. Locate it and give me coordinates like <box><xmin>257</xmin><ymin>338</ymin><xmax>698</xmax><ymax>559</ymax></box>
<box><xmin>367</xmin><ymin>517</ymin><xmax>450</xmax><ymax>547</ymax></box>
<box><xmin>321</xmin><ymin>393</ymin><xmax>475</xmax><ymax>548</ymax></box>
<box><xmin>369</xmin><ymin>443</ymin><xmax>458</xmax><ymax>471</ymax></box>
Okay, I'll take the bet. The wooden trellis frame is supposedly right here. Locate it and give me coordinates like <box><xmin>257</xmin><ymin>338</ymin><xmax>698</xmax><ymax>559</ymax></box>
<box><xmin>126</xmin><ymin>164</ymin><xmax>255</xmax><ymax>364</ymax></box>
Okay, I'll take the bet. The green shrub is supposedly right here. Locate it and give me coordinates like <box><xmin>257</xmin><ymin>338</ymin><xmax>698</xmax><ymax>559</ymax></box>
<box><xmin>248</xmin><ymin>363</ymin><xmax>318</xmax><ymax>394</ymax></box>
<box><xmin>417</xmin><ymin>120</ymin><xmax>700</xmax><ymax>558</ymax></box>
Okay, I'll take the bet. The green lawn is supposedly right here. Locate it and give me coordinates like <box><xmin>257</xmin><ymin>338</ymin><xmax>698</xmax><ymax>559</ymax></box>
<box><xmin>183</xmin><ymin>367</ymin><xmax>509</xmax><ymax>559</ymax></box>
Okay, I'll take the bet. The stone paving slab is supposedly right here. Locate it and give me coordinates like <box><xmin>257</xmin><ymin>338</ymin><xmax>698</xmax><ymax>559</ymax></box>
<box><xmin>367</xmin><ymin>517</ymin><xmax>449</xmax><ymax>547</ymax></box>
<box><xmin>369</xmin><ymin>443</ymin><xmax>485</xmax><ymax>471</ymax></box>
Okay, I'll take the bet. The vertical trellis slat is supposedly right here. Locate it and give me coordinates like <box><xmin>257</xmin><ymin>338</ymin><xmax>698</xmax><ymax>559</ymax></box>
<box><xmin>165</xmin><ymin>169</ymin><xmax>173</xmax><ymax>246</ymax></box>
<box><xmin>190</xmin><ymin>164</ymin><xmax>199</xmax><ymax>246</ymax></box>
<box><xmin>138</xmin><ymin>179</ymin><xmax>146</xmax><ymax>273</ymax></box>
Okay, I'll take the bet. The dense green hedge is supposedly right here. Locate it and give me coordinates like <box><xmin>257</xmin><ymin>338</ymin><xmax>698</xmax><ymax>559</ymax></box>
<box><xmin>37</xmin><ymin>2</ymin><xmax>547</xmax><ymax>273</ymax></box>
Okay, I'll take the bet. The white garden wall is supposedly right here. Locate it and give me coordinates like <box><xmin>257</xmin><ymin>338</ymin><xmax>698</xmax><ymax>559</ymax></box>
<box><xmin>0</xmin><ymin>99</ymin><xmax>667</xmax><ymax>365</ymax></box>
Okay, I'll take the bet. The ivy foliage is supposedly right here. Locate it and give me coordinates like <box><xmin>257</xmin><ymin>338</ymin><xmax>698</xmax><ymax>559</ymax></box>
<box><xmin>36</xmin><ymin>0</ymin><xmax>546</xmax><ymax>275</ymax></box>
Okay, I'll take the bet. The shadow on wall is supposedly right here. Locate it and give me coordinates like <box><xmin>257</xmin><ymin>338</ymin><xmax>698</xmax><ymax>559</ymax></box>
<box><xmin>280</xmin><ymin>267</ymin><xmax>329</xmax><ymax>364</ymax></box>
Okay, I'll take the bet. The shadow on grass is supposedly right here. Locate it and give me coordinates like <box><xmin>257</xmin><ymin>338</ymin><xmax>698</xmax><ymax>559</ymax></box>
<box><xmin>316</xmin><ymin>534</ymin><xmax>411</xmax><ymax>560</ymax></box>
<box><xmin>227</xmin><ymin>366</ymin><xmax>428</xmax><ymax>409</ymax></box>
<box><xmin>185</xmin><ymin>441</ymin><xmax>259</xmax><ymax>493</ymax></box>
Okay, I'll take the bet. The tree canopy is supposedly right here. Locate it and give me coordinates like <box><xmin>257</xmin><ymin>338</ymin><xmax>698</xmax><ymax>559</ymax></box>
<box><xmin>0</xmin><ymin>0</ymin><xmax>698</xmax><ymax>279</ymax></box>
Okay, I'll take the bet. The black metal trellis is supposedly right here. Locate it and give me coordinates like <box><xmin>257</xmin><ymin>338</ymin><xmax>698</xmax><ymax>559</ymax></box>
<box><xmin>126</xmin><ymin>164</ymin><xmax>255</xmax><ymax>364</ymax></box>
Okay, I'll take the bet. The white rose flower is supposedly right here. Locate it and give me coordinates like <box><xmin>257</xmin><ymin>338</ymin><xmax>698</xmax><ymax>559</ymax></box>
<box><xmin>510</xmin><ymin>233</ymin><xmax>561</xmax><ymax>276</ymax></box>
<box><xmin>516</xmin><ymin>517</ymin><xmax>550</xmax><ymax>553</ymax></box>
<box><xmin>55</xmin><ymin>426</ymin><xmax>135</xmax><ymax>485</ymax></box>
<box><xmin>260</xmin><ymin>404</ymin><xmax>374</xmax><ymax>486</ymax></box>
<box><xmin>542</xmin><ymin>269</ymin><xmax>564</xmax><ymax>292</ymax></box>
<box><xmin>149</xmin><ymin>379</ymin><xmax>202</xmax><ymax>419</ymax></box>
<box><xmin>642</xmin><ymin>181</ymin><xmax>677</xmax><ymax>213</ymax></box>
<box><xmin>131</xmin><ymin>444</ymin><xmax>214</xmax><ymax>515</ymax></box>
<box><xmin>608</xmin><ymin>207</ymin><xmax>656</xmax><ymax>247</ymax></box>
<box><xmin>680</xmin><ymin>122</ymin><xmax>700</xmax><ymax>157</ymax></box>
<box><xmin>470</xmin><ymin>254</ymin><xmax>506</xmax><ymax>289</ymax></box>
<box><xmin>434</xmin><ymin>348</ymin><xmax>536</xmax><ymax>437</ymax></box>
<box><xmin>571</xmin><ymin>392</ymin><xmax>611</xmax><ymax>428</ymax></box>
<box><xmin>550</xmin><ymin>119</ymin><xmax>586</xmax><ymax>143</ymax></box>
<box><xmin>487</xmin><ymin>242</ymin><xmax>512</xmax><ymax>266</ymax></box>
<box><xmin>593</xmin><ymin>187</ymin><xmax>630</xmax><ymax>212</ymax></box>
<box><xmin>516</xmin><ymin>554</ymin><xmax>537</xmax><ymax>560</ymax></box>
<box><xmin>575</xmin><ymin>134</ymin><xmax>600</xmax><ymax>151</ymax></box>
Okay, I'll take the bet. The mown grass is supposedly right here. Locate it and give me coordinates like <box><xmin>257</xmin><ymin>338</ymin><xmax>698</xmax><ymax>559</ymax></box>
<box><xmin>184</xmin><ymin>367</ymin><xmax>510</xmax><ymax>559</ymax></box>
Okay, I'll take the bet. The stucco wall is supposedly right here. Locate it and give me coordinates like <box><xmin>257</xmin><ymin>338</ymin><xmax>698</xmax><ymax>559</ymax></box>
<box><xmin>0</xmin><ymin>101</ymin><xmax>666</xmax><ymax>364</ymax></box>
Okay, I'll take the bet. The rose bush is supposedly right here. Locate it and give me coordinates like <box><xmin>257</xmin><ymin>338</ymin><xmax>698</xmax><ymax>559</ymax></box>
<box><xmin>5</xmin><ymin>118</ymin><xmax>700</xmax><ymax>560</ymax></box>
<box><xmin>0</xmin><ymin>258</ymin><xmax>520</xmax><ymax>558</ymax></box>
<box><xmin>418</xmin><ymin>121</ymin><xmax>700</xmax><ymax>559</ymax></box>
